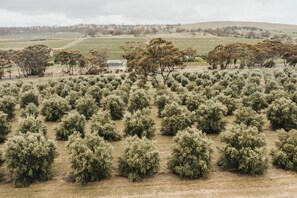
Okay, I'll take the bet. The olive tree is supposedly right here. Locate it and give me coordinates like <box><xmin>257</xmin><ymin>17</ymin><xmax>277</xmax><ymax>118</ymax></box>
<box><xmin>161</xmin><ymin>102</ymin><xmax>193</xmax><ymax>136</ymax></box>
<box><xmin>267</xmin><ymin>98</ymin><xmax>297</xmax><ymax>131</ymax></box>
<box><xmin>102</xmin><ymin>94</ymin><xmax>126</xmax><ymax>120</ymax></box>
<box><xmin>118</xmin><ymin>136</ymin><xmax>160</xmax><ymax>182</ymax></box>
<box><xmin>2</xmin><ymin>132</ymin><xmax>58</xmax><ymax>187</ymax></box>
<box><xmin>0</xmin><ymin>96</ymin><xmax>16</xmax><ymax>120</ymax></box>
<box><xmin>271</xmin><ymin>129</ymin><xmax>297</xmax><ymax>172</ymax></box>
<box><xmin>124</xmin><ymin>108</ymin><xmax>155</xmax><ymax>139</ymax></box>
<box><xmin>0</xmin><ymin>111</ymin><xmax>10</xmax><ymax>142</ymax></box>
<box><xmin>18</xmin><ymin>115</ymin><xmax>47</xmax><ymax>135</ymax></box>
<box><xmin>20</xmin><ymin>90</ymin><xmax>39</xmax><ymax>109</ymax></box>
<box><xmin>66</xmin><ymin>133</ymin><xmax>113</xmax><ymax>185</ymax></box>
<box><xmin>168</xmin><ymin>127</ymin><xmax>213</xmax><ymax>179</ymax></box>
<box><xmin>195</xmin><ymin>100</ymin><xmax>227</xmax><ymax>134</ymax></box>
<box><xmin>90</xmin><ymin>111</ymin><xmax>121</xmax><ymax>141</ymax></box>
<box><xmin>218</xmin><ymin>124</ymin><xmax>268</xmax><ymax>175</ymax></box>
<box><xmin>75</xmin><ymin>95</ymin><xmax>97</xmax><ymax>120</ymax></box>
<box><xmin>41</xmin><ymin>94</ymin><xmax>70</xmax><ymax>121</ymax></box>
<box><xmin>234</xmin><ymin>107</ymin><xmax>264</xmax><ymax>132</ymax></box>
<box><xmin>56</xmin><ymin>111</ymin><xmax>86</xmax><ymax>140</ymax></box>
<box><xmin>20</xmin><ymin>103</ymin><xmax>39</xmax><ymax>118</ymax></box>
<box><xmin>128</xmin><ymin>89</ymin><xmax>150</xmax><ymax>113</ymax></box>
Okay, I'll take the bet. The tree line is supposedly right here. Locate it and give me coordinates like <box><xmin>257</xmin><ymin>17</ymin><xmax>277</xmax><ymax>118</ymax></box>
<box><xmin>207</xmin><ymin>40</ymin><xmax>297</xmax><ymax>69</ymax></box>
<box><xmin>0</xmin><ymin>45</ymin><xmax>110</xmax><ymax>79</ymax></box>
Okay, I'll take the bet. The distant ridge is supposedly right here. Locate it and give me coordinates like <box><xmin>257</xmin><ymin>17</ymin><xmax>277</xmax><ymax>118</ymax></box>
<box><xmin>182</xmin><ymin>21</ymin><xmax>297</xmax><ymax>32</ymax></box>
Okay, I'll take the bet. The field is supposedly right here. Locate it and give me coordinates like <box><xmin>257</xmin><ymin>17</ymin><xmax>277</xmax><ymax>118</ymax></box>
<box><xmin>0</xmin><ymin>67</ymin><xmax>296</xmax><ymax>198</ymax></box>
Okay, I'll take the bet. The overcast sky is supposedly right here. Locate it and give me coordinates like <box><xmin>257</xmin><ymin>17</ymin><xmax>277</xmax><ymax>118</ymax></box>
<box><xmin>0</xmin><ymin>0</ymin><xmax>296</xmax><ymax>27</ymax></box>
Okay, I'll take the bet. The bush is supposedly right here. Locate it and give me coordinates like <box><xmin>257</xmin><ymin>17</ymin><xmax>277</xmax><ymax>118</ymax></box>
<box><xmin>215</xmin><ymin>94</ymin><xmax>237</xmax><ymax>115</ymax></box>
<box><xmin>267</xmin><ymin>98</ymin><xmax>297</xmax><ymax>131</ymax></box>
<box><xmin>66</xmin><ymin>133</ymin><xmax>113</xmax><ymax>185</ymax></box>
<box><xmin>75</xmin><ymin>95</ymin><xmax>97</xmax><ymax>120</ymax></box>
<box><xmin>0</xmin><ymin>96</ymin><xmax>16</xmax><ymax>120</ymax></box>
<box><xmin>102</xmin><ymin>94</ymin><xmax>126</xmax><ymax>120</ymax></box>
<box><xmin>41</xmin><ymin>95</ymin><xmax>71</xmax><ymax>121</ymax></box>
<box><xmin>20</xmin><ymin>103</ymin><xmax>39</xmax><ymax>118</ymax></box>
<box><xmin>18</xmin><ymin>115</ymin><xmax>47</xmax><ymax>135</ymax></box>
<box><xmin>20</xmin><ymin>90</ymin><xmax>39</xmax><ymax>109</ymax></box>
<box><xmin>242</xmin><ymin>91</ymin><xmax>268</xmax><ymax>112</ymax></box>
<box><xmin>124</xmin><ymin>108</ymin><xmax>155</xmax><ymax>139</ymax></box>
<box><xmin>2</xmin><ymin>132</ymin><xmax>58</xmax><ymax>187</ymax></box>
<box><xmin>168</xmin><ymin>128</ymin><xmax>213</xmax><ymax>179</ymax></box>
<box><xmin>218</xmin><ymin>124</ymin><xmax>268</xmax><ymax>175</ymax></box>
<box><xmin>195</xmin><ymin>100</ymin><xmax>227</xmax><ymax>133</ymax></box>
<box><xmin>185</xmin><ymin>94</ymin><xmax>206</xmax><ymax>112</ymax></box>
<box><xmin>66</xmin><ymin>91</ymin><xmax>81</xmax><ymax>109</ymax></box>
<box><xmin>56</xmin><ymin>111</ymin><xmax>86</xmax><ymax>140</ymax></box>
<box><xmin>90</xmin><ymin>111</ymin><xmax>121</xmax><ymax>141</ymax></box>
<box><xmin>155</xmin><ymin>94</ymin><xmax>173</xmax><ymax>117</ymax></box>
<box><xmin>128</xmin><ymin>89</ymin><xmax>150</xmax><ymax>113</ymax></box>
<box><xmin>234</xmin><ymin>107</ymin><xmax>264</xmax><ymax>132</ymax></box>
<box><xmin>118</xmin><ymin>136</ymin><xmax>160</xmax><ymax>182</ymax></box>
<box><xmin>0</xmin><ymin>111</ymin><xmax>11</xmax><ymax>143</ymax></box>
<box><xmin>271</xmin><ymin>129</ymin><xmax>297</xmax><ymax>172</ymax></box>
<box><xmin>161</xmin><ymin>102</ymin><xmax>193</xmax><ymax>136</ymax></box>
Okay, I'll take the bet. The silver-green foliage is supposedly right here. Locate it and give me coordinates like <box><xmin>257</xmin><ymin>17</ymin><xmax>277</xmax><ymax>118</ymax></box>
<box><xmin>195</xmin><ymin>100</ymin><xmax>227</xmax><ymax>134</ymax></box>
<box><xmin>2</xmin><ymin>132</ymin><xmax>58</xmax><ymax>187</ymax></box>
<box><xmin>234</xmin><ymin>107</ymin><xmax>264</xmax><ymax>132</ymax></box>
<box><xmin>218</xmin><ymin>124</ymin><xmax>268</xmax><ymax>175</ymax></box>
<box><xmin>56</xmin><ymin>111</ymin><xmax>86</xmax><ymax>140</ymax></box>
<box><xmin>124</xmin><ymin>108</ymin><xmax>155</xmax><ymax>139</ymax></box>
<box><xmin>67</xmin><ymin>133</ymin><xmax>113</xmax><ymax>185</ymax></box>
<box><xmin>118</xmin><ymin>136</ymin><xmax>160</xmax><ymax>182</ymax></box>
<box><xmin>41</xmin><ymin>94</ymin><xmax>70</xmax><ymax>121</ymax></box>
<box><xmin>90</xmin><ymin>111</ymin><xmax>121</xmax><ymax>141</ymax></box>
<box><xmin>20</xmin><ymin>90</ymin><xmax>39</xmax><ymax>109</ymax></box>
<box><xmin>0</xmin><ymin>96</ymin><xmax>16</xmax><ymax>120</ymax></box>
<box><xmin>271</xmin><ymin>129</ymin><xmax>297</xmax><ymax>172</ymax></box>
<box><xmin>20</xmin><ymin>103</ymin><xmax>39</xmax><ymax>118</ymax></box>
<box><xmin>102</xmin><ymin>94</ymin><xmax>126</xmax><ymax>120</ymax></box>
<box><xmin>18</xmin><ymin>115</ymin><xmax>47</xmax><ymax>135</ymax></box>
<box><xmin>75</xmin><ymin>95</ymin><xmax>97</xmax><ymax>120</ymax></box>
<box><xmin>0</xmin><ymin>111</ymin><xmax>10</xmax><ymax>143</ymax></box>
<box><xmin>168</xmin><ymin>127</ymin><xmax>213</xmax><ymax>179</ymax></box>
<box><xmin>161</xmin><ymin>102</ymin><xmax>193</xmax><ymax>136</ymax></box>
<box><xmin>128</xmin><ymin>89</ymin><xmax>150</xmax><ymax>113</ymax></box>
<box><xmin>267</xmin><ymin>98</ymin><xmax>297</xmax><ymax>131</ymax></box>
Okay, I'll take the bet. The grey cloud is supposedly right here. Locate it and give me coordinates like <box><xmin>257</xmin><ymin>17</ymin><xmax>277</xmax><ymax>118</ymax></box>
<box><xmin>0</xmin><ymin>0</ymin><xmax>296</xmax><ymax>26</ymax></box>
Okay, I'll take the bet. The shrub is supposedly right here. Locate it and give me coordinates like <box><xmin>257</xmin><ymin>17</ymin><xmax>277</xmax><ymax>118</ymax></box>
<box><xmin>168</xmin><ymin>127</ymin><xmax>213</xmax><ymax>179</ymax></box>
<box><xmin>20</xmin><ymin>103</ymin><xmax>39</xmax><ymax>118</ymax></box>
<box><xmin>20</xmin><ymin>90</ymin><xmax>39</xmax><ymax>109</ymax></box>
<box><xmin>215</xmin><ymin>94</ymin><xmax>237</xmax><ymax>115</ymax></box>
<box><xmin>195</xmin><ymin>100</ymin><xmax>227</xmax><ymax>134</ymax></box>
<box><xmin>66</xmin><ymin>133</ymin><xmax>113</xmax><ymax>185</ymax></box>
<box><xmin>118</xmin><ymin>136</ymin><xmax>160</xmax><ymax>182</ymax></box>
<box><xmin>218</xmin><ymin>124</ymin><xmax>268</xmax><ymax>175</ymax></box>
<box><xmin>0</xmin><ymin>96</ymin><xmax>16</xmax><ymax>120</ymax></box>
<box><xmin>128</xmin><ymin>89</ymin><xmax>150</xmax><ymax>113</ymax></box>
<box><xmin>66</xmin><ymin>91</ymin><xmax>81</xmax><ymax>109</ymax></box>
<box><xmin>56</xmin><ymin>111</ymin><xmax>86</xmax><ymax>140</ymax></box>
<box><xmin>161</xmin><ymin>102</ymin><xmax>193</xmax><ymax>136</ymax></box>
<box><xmin>75</xmin><ymin>95</ymin><xmax>97</xmax><ymax>120</ymax></box>
<box><xmin>124</xmin><ymin>108</ymin><xmax>155</xmax><ymax>139</ymax></box>
<box><xmin>90</xmin><ymin>111</ymin><xmax>121</xmax><ymax>141</ymax></box>
<box><xmin>102</xmin><ymin>94</ymin><xmax>126</xmax><ymax>120</ymax></box>
<box><xmin>2</xmin><ymin>132</ymin><xmax>58</xmax><ymax>187</ymax></box>
<box><xmin>41</xmin><ymin>95</ymin><xmax>70</xmax><ymax>121</ymax></box>
<box><xmin>242</xmin><ymin>91</ymin><xmax>268</xmax><ymax>112</ymax></box>
<box><xmin>234</xmin><ymin>107</ymin><xmax>264</xmax><ymax>132</ymax></box>
<box><xmin>18</xmin><ymin>115</ymin><xmax>47</xmax><ymax>135</ymax></box>
<box><xmin>155</xmin><ymin>94</ymin><xmax>173</xmax><ymax>117</ymax></box>
<box><xmin>266</xmin><ymin>90</ymin><xmax>288</xmax><ymax>104</ymax></box>
<box><xmin>0</xmin><ymin>111</ymin><xmax>11</xmax><ymax>143</ymax></box>
<box><xmin>271</xmin><ymin>129</ymin><xmax>297</xmax><ymax>172</ymax></box>
<box><xmin>267</xmin><ymin>98</ymin><xmax>297</xmax><ymax>131</ymax></box>
<box><xmin>185</xmin><ymin>94</ymin><xmax>206</xmax><ymax>112</ymax></box>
